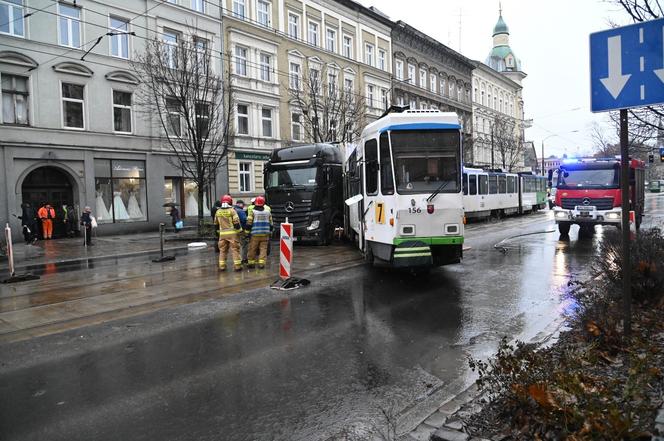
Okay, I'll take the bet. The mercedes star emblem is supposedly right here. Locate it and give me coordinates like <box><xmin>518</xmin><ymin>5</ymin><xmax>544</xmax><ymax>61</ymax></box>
<box><xmin>582</xmin><ymin>197</ymin><xmax>591</xmax><ymax>206</ymax></box>
<box><xmin>285</xmin><ymin>201</ymin><xmax>295</xmax><ymax>212</ymax></box>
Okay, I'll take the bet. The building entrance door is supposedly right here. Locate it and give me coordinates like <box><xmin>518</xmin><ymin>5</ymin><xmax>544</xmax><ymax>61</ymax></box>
<box><xmin>22</xmin><ymin>167</ymin><xmax>76</xmax><ymax>238</ymax></box>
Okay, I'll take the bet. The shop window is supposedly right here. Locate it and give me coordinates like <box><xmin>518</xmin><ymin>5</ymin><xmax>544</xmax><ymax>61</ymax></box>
<box><xmin>94</xmin><ymin>159</ymin><xmax>147</xmax><ymax>223</ymax></box>
<box><xmin>184</xmin><ymin>179</ymin><xmax>211</xmax><ymax>217</ymax></box>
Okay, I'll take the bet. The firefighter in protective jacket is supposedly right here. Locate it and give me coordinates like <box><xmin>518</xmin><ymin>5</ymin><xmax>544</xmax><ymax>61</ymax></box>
<box><xmin>215</xmin><ymin>195</ymin><xmax>242</xmax><ymax>271</ymax></box>
<box><xmin>246</xmin><ymin>196</ymin><xmax>273</xmax><ymax>269</ymax></box>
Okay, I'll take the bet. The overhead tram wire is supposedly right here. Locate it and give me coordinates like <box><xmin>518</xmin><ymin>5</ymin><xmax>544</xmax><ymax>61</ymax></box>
<box><xmin>13</xmin><ymin>10</ymin><xmax>382</xmax><ymax>104</ymax></box>
<box><xmin>20</xmin><ymin>0</ymin><xmax>395</xmax><ymax>104</ymax></box>
<box><xmin>33</xmin><ymin>0</ymin><xmax>167</xmax><ymax>71</ymax></box>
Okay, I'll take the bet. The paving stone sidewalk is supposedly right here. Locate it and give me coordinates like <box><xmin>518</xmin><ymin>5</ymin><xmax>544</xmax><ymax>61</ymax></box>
<box><xmin>0</xmin><ymin>230</ymin><xmax>198</xmax><ymax>272</ymax></box>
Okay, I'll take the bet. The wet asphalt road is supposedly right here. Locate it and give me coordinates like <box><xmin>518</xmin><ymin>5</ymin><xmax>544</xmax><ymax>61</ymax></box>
<box><xmin>2</xmin><ymin>196</ymin><xmax>663</xmax><ymax>441</ymax></box>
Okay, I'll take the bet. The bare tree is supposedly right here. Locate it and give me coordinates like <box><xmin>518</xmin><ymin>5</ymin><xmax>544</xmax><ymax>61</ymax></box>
<box><xmin>132</xmin><ymin>30</ymin><xmax>234</xmax><ymax>233</ymax></box>
<box><xmin>492</xmin><ymin>116</ymin><xmax>523</xmax><ymax>172</ymax></box>
<box><xmin>287</xmin><ymin>64</ymin><xmax>367</xmax><ymax>144</ymax></box>
<box><xmin>590</xmin><ymin>121</ymin><xmax>620</xmax><ymax>156</ymax></box>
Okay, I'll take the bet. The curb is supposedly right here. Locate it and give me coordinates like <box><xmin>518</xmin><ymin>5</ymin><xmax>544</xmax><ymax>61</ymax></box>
<box><xmin>400</xmin><ymin>316</ymin><xmax>567</xmax><ymax>441</ymax></box>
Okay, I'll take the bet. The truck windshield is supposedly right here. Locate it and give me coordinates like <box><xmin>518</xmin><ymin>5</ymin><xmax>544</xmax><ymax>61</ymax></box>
<box><xmin>557</xmin><ymin>168</ymin><xmax>619</xmax><ymax>189</ymax></box>
<box><xmin>390</xmin><ymin>129</ymin><xmax>460</xmax><ymax>194</ymax></box>
<box><xmin>266</xmin><ymin>167</ymin><xmax>317</xmax><ymax>188</ymax></box>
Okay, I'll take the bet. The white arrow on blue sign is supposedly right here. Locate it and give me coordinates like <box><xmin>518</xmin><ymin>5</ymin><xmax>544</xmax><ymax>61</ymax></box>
<box><xmin>590</xmin><ymin>18</ymin><xmax>664</xmax><ymax>112</ymax></box>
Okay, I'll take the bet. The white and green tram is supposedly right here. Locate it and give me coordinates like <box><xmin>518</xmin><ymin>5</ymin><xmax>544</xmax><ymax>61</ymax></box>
<box><xmin>344</xmin><ymin>109</ymin><xmax>464</xmax><ymax>268</ymax></box>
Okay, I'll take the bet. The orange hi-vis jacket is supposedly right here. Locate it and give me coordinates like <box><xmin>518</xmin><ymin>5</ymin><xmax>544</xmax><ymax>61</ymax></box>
<box><xmin>38</xmin><ymin>206</ymin><xmax>55</xmax><ymax>220</ymax></box>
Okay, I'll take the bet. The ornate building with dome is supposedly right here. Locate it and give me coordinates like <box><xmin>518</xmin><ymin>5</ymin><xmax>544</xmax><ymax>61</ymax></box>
<box><xmin>469</xmin><ymin>8</ymin><xmax>530</xmax><ymax>171</ymax></box>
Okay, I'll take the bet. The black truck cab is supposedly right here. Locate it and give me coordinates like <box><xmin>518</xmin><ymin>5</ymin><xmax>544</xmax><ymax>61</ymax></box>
<box><xmin>264</xmin><ymin>144</ymin><xmax>344</xmax><ymax>245</ymax></box>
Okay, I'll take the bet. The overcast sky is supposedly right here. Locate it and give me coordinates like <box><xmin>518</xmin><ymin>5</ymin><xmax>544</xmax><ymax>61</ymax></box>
<box><xmin>355</xmin><ymin>0</ymin><xmax>631</xmax><ymax>158</ymax></box>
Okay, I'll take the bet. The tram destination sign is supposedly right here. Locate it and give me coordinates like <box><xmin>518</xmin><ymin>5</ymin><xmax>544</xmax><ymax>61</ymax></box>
<box><xmin>590</xmin><ymin>17</ymin><xmax>664</xmax><ymax>112</ymax></box>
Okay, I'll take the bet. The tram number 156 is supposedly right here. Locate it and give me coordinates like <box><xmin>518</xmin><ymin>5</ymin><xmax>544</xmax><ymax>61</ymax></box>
<box><xmin>408</xmin><ymin>207</ymin><xmax>422</xmax><ymax>214</ymax></box>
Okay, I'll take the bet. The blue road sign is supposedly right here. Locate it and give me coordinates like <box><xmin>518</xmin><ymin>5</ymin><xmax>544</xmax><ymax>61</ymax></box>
<box><xmin>590</xmin><ymin>18</ymin><xmax>664</xmax><ymax>112</ymax></box>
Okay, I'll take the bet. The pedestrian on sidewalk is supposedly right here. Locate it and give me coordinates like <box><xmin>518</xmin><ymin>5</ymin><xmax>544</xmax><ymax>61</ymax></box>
<box><xmin>215</xmin><ymin>195</ymin><xmax>242</xmax><ymax>271</ymax></box>
<box><xmin>37</xmin><ymin>203</ymin><xmax>55</xmax><ymax>240</ymax></box>
<box><xmin>170</xmin><ymin>205</ymin><xmax>181</xmax><ymax>233</ymax></box>
<box><xmin>80</xmin><ymin>207</ymin><xmax>94</xmax><ymax>246</ymax></box>
<box><xmin>65</xmin><ymin>205</ymin><xmax>78</xmax><ymax>237</ymax></box>
<box><xmin>246</xmin><ymin>196</ymin><xmax>273</xmax><ymax>269</ymax></box>
<box><xmin>234</xmin><ymin>199</ymin><xmax>249</xmax><ymax>264</ymax></box>
<box><xmin>18</xmin><ymin>202</ymin><xmax>38</xmax><ymax>244</ymax></box>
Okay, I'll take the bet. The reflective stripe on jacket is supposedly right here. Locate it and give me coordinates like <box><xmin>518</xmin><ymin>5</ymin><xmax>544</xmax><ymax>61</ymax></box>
<box><xmin>215</xmin><ymin>207</ymin><xmax>240</xmax><ymax>237</ymax></box>
<box><xmin>247</xmin><ymin>207</ymin><xmax>272</xmax><ymax>236</ymax></box>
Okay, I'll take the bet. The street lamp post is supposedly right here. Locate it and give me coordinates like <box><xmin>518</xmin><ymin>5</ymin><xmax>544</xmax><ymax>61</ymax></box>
<box><xmin>540</xmin><ymin>130</ymin><xmax>580</xmax><ymax>175</ymax></box>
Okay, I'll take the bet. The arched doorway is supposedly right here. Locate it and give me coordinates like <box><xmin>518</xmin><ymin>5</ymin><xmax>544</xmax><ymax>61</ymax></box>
<box><xmin>22</xmin><ymin>166</ymin><xmax>76</xmax><ymax>238</ymax></box>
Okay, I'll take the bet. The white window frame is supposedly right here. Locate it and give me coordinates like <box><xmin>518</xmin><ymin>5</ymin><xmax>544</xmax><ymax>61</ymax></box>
<box><xmin>288</xmin><ymin>12</ymin><xmax>299</xmax><ymax>39</ymax></box>
<box><xmin>232</xmin><ymin>0</ymin><xmax>246</xmax><ymax>19</ymax></box>
<box><xmin>395</xmin><ymin>60</ymin><xmax>403</xmax><ymax>81</ymax></box>
<box><xmin>109</xmin><ymin>16</ymin><xmax>130</xmax><ymax>59</ymax></box>
<box><xmin>256</xmin><ymin>0</ymin><xmax>270</xmax><ymax>27</ymax></box>
<box><xmin>60</xmin><ymin>81</ymin><xmax>85</xmax><ymax>130</ymax></box>
<box><xmin>366</xmin><ymin>84</ymin><xmax>374</xmax><ymax>108</ymax></box>
<box><xmin>162</xmin><ymin>30</ymin><xmax>179</xmax><ymax>69</ymax></box>
<box><xmin>291</xmin><ymin>112</ymin><xmax>302</xmax><ymax>141</ymax></box>
<box><xmin>380</xmin><ymin>88</ymin><xmax>387</xmax><ymax>109</ymax></box>
<box><xmin>326</xmin><ymin>28</ymin><xmax>336</xmax><ymax>52</ymax></box>
<box><xmin>236</xmin><ymin>103</ymin><xmax>249</xmax><ymax>135</ymax></box>
<box><xmin>0</xmin><ymin>73</ymin><xmax>29</xmax><ymax>125</ymax></box>
<box><xmin>308</xmin><ymin>21</ymin><xmax>319</xmax><ymax>46</ymax></box>
<box><xmin>166</xmin><ymin>98</ymin><xmax>182</xmax><ymax>137</ymax></box>
<box><xmin>289</xmin><ymin>62</ymin><xmax>301</xmax><ymax>89</ymax></box>
<box><xmin>419</xmin><ymin>69</ymin><xmax>427</xmax><ymax>89</ymax></box>
<box><xmin>378</xmin><ymin>49</ymin><xmax>386</xmax><ymax>71</ymax></box>
<box><xmin>112</xmin><ymin>90</ymin><xmax>132</xmax><ymax>134</ymax></box>
<box><xmin>407</xmin><ymin>64</ymin><xmax>415</xmax><ymax>84</ymax></box>
<box><xmin>364</xmin><ymin>43</ymin><xmax>374</xmax><ymax>67</ymax></box>
<box><xmin>191</xmin><ymin>0</ymin><xmax>204</xmax><ymax>13</ymax></box>
<box><xmin>0</xmin><ymin>0</ymin><xmax>25</xmax><ymax>37</ymax></box>
<box><xmin>235</xmin><ymin>45</ymin><xmax>248</xmax><ymax>76</ymax></box>
<box><xmin>327</xmin><ymin>71</ymin><xmax>337</xmax><ymax>96</ymax></box>
<box><xmin>344</xmin><ymin>77</ymin><xmax>353</xmax><ymax>93</ymax></box>
<box><xmin>238</xmin><ymin>161</ymin><xmax>254</xmax><ymax>193</ymax></box>
<box><xmin>58</xmin><ymin>2</ymin><xmax>82</xmax><ymax>48</ymax></box>
<box><xmin>259</xmin><ymin>52</ymin><xmax>271</xmax><ymax>82</ymax></box>
<box><xmin>260</xmin><ymin>107</ymin><xmax>273</xmax><ymax>138</ymax></box>
<box><xmin>430</xmin><ymin>73</ymin><xmax>436</xmax><ymax>93</ymax></box>
<box><xmin>342</xmin><ymin>35</ymin><xmax>353</xmax><ymax>59</ymax></box>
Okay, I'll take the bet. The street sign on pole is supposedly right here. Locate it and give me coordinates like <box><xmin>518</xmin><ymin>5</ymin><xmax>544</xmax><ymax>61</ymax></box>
<box><xmin>590</xmin><ymin>17</ymin><xmax>664</xmax><ymax>341</ymax></box>
<box><xmin>590</xmin><ymin>18</ymin><xmax>664</xmax><ymax>112</ymax></box>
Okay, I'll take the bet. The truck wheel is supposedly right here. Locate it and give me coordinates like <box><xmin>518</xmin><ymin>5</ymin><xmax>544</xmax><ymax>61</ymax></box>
<box><xmin>558</xmin><ymin>222</ymin><xmax>571</xmax><ymax>236</ymax></box>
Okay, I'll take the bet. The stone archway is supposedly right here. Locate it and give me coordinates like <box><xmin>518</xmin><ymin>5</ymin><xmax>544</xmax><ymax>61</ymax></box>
<box><xmin>21</xmin><ymin>166</ymin><xmax>77</xmax><ymax>238</ymax></box>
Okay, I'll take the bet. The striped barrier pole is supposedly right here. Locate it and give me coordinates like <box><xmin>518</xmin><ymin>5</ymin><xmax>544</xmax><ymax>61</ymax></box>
<box><xmin>5</xmin><ymin>224</ymin><xmax>15</xmax><ymax>277</ymax></box>
<box><xmin>279</xmin><ymin>218</ymin><xmax>293</xmax><ymax>280</ymax></box>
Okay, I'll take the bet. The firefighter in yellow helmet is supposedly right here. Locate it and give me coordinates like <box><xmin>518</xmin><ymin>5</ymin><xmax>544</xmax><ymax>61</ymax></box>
<box><xmin>214</xmin><ymin>195</ymin><xmax>242</xmax><ymax>271</ymax></box>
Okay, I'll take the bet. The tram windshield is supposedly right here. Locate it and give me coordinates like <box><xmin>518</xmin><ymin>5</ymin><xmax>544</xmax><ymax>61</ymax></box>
<box><xmin>266</xmin><ymin>167</ymin><xmax>318</xmax><ymax>188</ymax></box>
<box><xmin>390</xmin><ymin>130</ymin><xmax>461</xmax><ymax>194</ymax></box>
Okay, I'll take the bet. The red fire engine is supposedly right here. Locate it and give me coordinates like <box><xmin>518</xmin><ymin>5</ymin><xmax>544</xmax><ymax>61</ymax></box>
<box><xmin>550</xmin><ymin>157</ymin><xmax>645</xmax><ymax>235</ymax></box>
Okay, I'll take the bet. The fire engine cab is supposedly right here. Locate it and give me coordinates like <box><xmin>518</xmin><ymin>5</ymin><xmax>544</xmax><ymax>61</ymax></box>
<box><xmin>550</xmin><ymin>157</ymin><xmax>645</xmax><ymax>235</ymax></box>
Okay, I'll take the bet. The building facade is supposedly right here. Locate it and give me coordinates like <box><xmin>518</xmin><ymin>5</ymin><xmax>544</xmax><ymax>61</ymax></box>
<box><xmin>470</xmin><ymin>10</ymin><xmax>528</xmax><ymax>171</ymax></box>
<box><xmin>390</xmin><ymin>21</ymin><xmax>474</xmax><ymax>148</ymax></box>
<box><xmin>222</xmin><ymin>0</ymin><xmax>393</xmax><ymax>198</ymax></box>
<box><xmin>0</xmin><ymin>0</ymin><xmax>227</xmax><ymax>239</ymax></box>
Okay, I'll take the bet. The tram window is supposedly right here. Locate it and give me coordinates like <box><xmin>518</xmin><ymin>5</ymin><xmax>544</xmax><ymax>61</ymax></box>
<box><xmin>469</xmin><ymin>175</ymin><xmax>477</xmax><ymax>195</ymax></box>
<box><xmin>479</xmin><ymin>175</ymin><xmax>488</xmax><ymax>194</ymax></box>
<box><xmin>498</xmin><ymin>175</ymin><xmax>506</xmax><ymax>193</ymax></box>
<box><xmin>365</xmin><ymin>139</ymin><xmax>378</xmax><ymax>195</ymax></box>
<box><xmin>379</xmin><ymin>132</ymin><xmax>394</xmax><ymax>195</ymax></box>
<box><xmin>507</xmin><ymin>176</ymin><xmax>516</xmax><ymax>193</ymax></box>
<box><xmin>462</xmin><ymin>173</ymin><xmax>468</xmax><ymax>195</ymax></box>
<box><xmin>489</xmin><ymin>175</ymin><xmax>498</xmax><ymax>194</ymax></box>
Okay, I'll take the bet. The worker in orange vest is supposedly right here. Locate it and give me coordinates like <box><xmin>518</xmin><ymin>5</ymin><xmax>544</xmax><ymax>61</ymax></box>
<box><xmin>37</xmin><ymin>203</ymin><xmax>56</xmax><ymax>239</ymax></box>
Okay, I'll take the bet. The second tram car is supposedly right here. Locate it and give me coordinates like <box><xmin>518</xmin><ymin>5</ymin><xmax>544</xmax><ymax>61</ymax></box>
<box><xmin>462</xmin><ymin>168</ymin><xmax>547</xmax><ymax>219</ymax></box>
<box><xmin>344</xmin><ymin>109</ymin><xmax>464</xmax><ymax>268</ymax></box>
